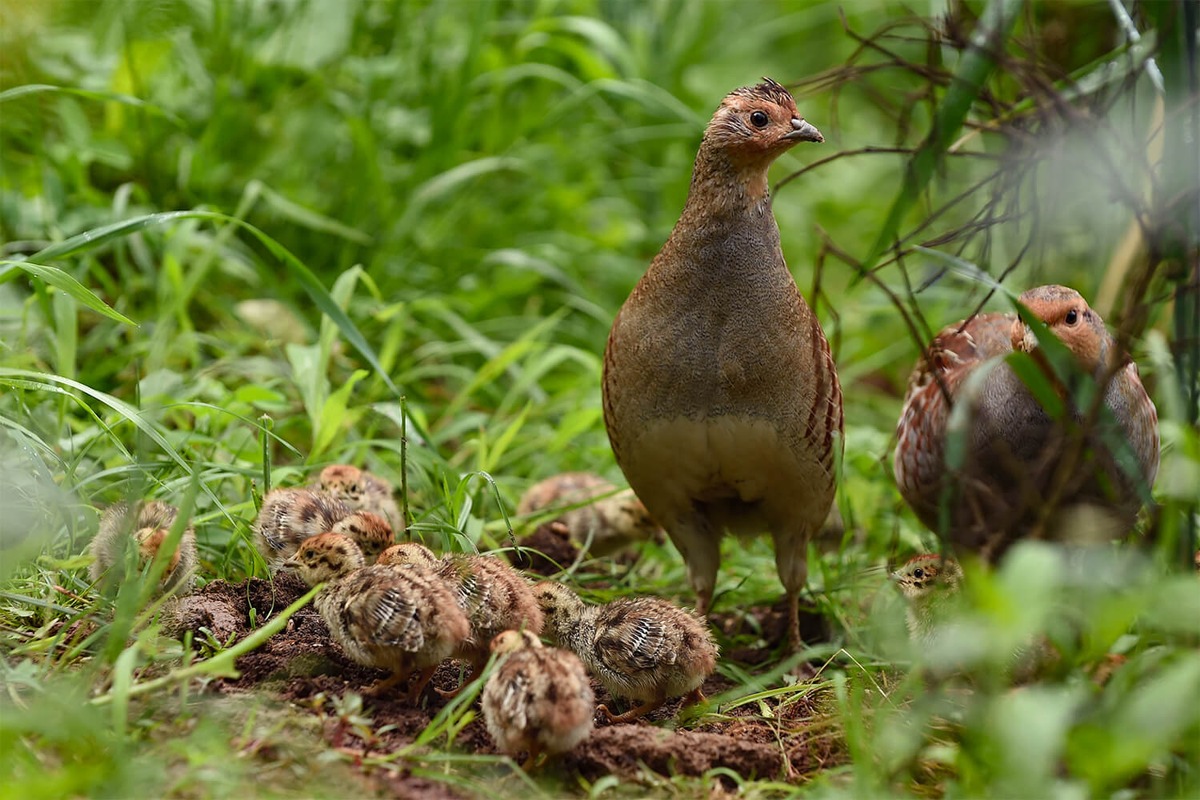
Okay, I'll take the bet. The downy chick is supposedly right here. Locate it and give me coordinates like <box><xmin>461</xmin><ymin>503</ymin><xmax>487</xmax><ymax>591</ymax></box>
<box><xmin>315</xmin><ymin>464</ymin><xmax>403</xmax><ymax>532</ymax></box>
<box><xmin>482</xmin><ymin>629</ymin><xmax>595</xmax><ymax>770</ymax></box>
<box><xmin>518</xmin><ymin>472</ymin><xmax>662</xmax><ymax>558</ymax></box>
<box><xmin>253</xmin><ymin>487</ymin><xmax>393</xmax><ymax>569</ymax></box>
<box><xmin>889</xmin><ymin>553</ymin><xmax>964</xmax><ymax>644</ymax></box>
<box><xmin>89</xmin><ymin>500</ymin><xmax>197</xmax><ymax>594</ymax></box>
<box><xmin>285</xmin><ymin>533</ymin><xmax>469</xmax><ymax>702</ymax></box>
<box><xmin>378</xmin><ymin>542</ymin><xmax>543</xmax><ymax>694</ymax></box>
<box><xmin>533</xmin><ymin>581</ymin><xmax>718</xmax><ymax>723</ymax></box>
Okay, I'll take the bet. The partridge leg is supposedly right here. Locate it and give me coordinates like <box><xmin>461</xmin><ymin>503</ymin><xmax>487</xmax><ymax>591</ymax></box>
<box><xmin>670</xmin><ymin>512</ymin><xmax>720</xmax><ymax>616</ymax></box>
<box><xmin>680</xmin><ymin>686</ymin><xmax>707</xmax><ymax>709</ymax></box>
<box><xmin>773</xmin><ymin>527</ymin><xmax>810</xmax><ymax>651</ymax></box>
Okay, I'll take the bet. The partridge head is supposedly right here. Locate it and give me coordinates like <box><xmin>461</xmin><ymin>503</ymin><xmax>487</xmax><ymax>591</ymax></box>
<box><xmin>285</xmin><ymin>533</ymin><xmax>469</xmax><ymax>702</ymax></box>
<box><xmin>602</xmin><ymin>78</ymin><xmax>842</xmax><ymax>649</ymax></box>
<box><xmin>533</xmin><ymin>581</ymin><xmax>717</xmax><ymax>723</ymax></box>
<box><xmin>481</xmin><ymin>629</ymin><xmax>595</xmax><ymax>770</ymax></box>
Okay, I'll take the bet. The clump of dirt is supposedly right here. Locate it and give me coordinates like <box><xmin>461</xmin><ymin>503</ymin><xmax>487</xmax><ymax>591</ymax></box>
<box><xmin>174</xmin><ymin>575</ymin><xmax>845</xmax><ymax>793</ymax></box>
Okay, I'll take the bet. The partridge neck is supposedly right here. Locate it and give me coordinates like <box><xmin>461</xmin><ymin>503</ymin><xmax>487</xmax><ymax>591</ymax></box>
<box><xmin>682</xmin><ymin>145</ymin><xmax>774</xmax><ymax>221</ymax></box>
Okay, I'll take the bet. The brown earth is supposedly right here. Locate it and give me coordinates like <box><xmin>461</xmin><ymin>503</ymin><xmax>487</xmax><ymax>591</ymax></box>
<box><xmin>169</xmin><ymin>574</ymin><xmax>845</xmax><ymax>797</ymax></box>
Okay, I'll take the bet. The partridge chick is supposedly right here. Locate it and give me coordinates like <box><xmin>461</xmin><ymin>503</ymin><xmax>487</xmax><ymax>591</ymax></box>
<box><xmin>894</xmin><ymin>285</ymin><xmax>1159</xmax><ymax>561</ymax></box>
<box><xmin>533</xmin><ymin>581</ymin><xmax>717</xmax><ymax>723</ymax></box>
<box><xmin>481</xmin><ymin>629</ymin><xmax>595</xmax><ymax>770</ymax></box>
<box><xmin>315</xmin><ymin>464</ymin><xmax>402</xmax><ymax>531</ymax></box>
<box><xmin>285</xmin><ymin>533</ymin><xmax>469</xmax><ymax>701</ymax></box>
<box><xmin>890</xmin><ymin>554</ymin><xmax>964</xmax><ymax>644</ymax></box>
<box><xmin>378</xmin><ymin>542</ymin><xmax>543</xmax><ymax>693</ymax></box>
<box><xmin>602</xmin><ymin>78</ymin><xmax>842</xmax><ymax>648</ymax></box>
<box><xmin>88</xmin><ymin>500</ymin><xmax>197</xmax><ymax>594</ymax></box>
<box><xmin>253</xmin><ymin>487</ymin><xmax>394</xmax><ymax>569</ymax></box>
<box><xmin>518</xmin><ymin>472</ymin><xmax>662</xmax><ymax>558</ymax></box>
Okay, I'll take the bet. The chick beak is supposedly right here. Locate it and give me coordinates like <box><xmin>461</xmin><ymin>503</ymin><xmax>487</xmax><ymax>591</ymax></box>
<box><xmin>282</xmin><ymin>556</ymin><xmax>300</xmax><ymax>570</ymax></box>
<box><xmin>783</xmin><ymin>117</ymin><xmax>823</xmax><ymax>143</ymax></box>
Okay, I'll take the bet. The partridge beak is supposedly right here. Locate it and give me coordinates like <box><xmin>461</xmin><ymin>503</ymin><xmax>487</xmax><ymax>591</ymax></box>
<box><xmin>282</xmin><ymin>555</ymin><xmax>299</xmax><ymax>570</ymax></box>
<box><xmin>783</xmin><ymin>118</ymin><xmax>823</xmax><ymax>143</ymax></box>
<box><xmin>1013</xmin><ymin>321</ymin><xmax>1039</xmax><ymax>354</ymax></box>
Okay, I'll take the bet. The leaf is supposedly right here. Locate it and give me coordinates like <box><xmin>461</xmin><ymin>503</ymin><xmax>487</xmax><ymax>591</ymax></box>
<box><xmin>0</xmin><ymin>83</ymin><xmax>184</xmax><ymax>126</ymax></box>
<box><xmin>29</xmin><ymin>211</ymin><xmax>400</xmax><ymax>397</ymax></box>
<box><xmin>311</xmin><ymin>369</ymin><xmax>369</xmax><ymax>462</ymax></box>
<box><xmin>0</xmin><ymin>261</ymin><xmax>137</xmax><ymax>326</ymax></box>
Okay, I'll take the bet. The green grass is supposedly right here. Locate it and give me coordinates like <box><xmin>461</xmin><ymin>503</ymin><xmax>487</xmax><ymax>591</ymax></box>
<box><xmin>2</xmin><ymin>0</ymin><xmax>1198</xmax><ymax>797</ymax></box>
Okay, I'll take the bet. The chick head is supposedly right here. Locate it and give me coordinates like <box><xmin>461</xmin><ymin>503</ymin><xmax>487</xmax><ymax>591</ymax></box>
<box><xmin>134</xmin><ymin>527</ymin><xmax>183</xmax><ymax>573</ymax></box>
<box><xmin>317</xmin><ymin>464</ymin><xmax>366</xmax><ymax>504</ymax></box>
<box><xmin>531</xmin><ymin>581</ymin><xmax>586</xmax><ymax>642</ymax></box>
<box><xmin>330</xmin><ymin>511</ymin><xmax>393</xmax><ymax>561</ymax></box>
<box><xmin>889</xmin><ymin>553</ymin><xmax>963</xmax><ymax>604</ymax></box>
<box><xmin>377</xmin><ymin>541</ymin><xmax>438</xmax><ymax>568</ymax></box>
<box><xmin>490</xmin><ymin>628</ymin><xmax>543</xmax><ymax>657</ymax></box>
<box><xmin>284</xmin><ymin>533</ymin><xmax>366</xmax><ymax>585</ymax></box>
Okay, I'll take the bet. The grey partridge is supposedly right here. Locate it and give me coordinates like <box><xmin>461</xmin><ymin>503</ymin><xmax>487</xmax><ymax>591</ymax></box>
<box><xmin>481</xmin><ymin>629</ymin><xmax>595</xmax><ymax>770</ymax></box>
<box><xmin>533</xmin><ymin>581</ymin><xmax>717</xmax><ymax>723</ymax></box>
<box><xmin>377</xmin><ymin>542</ymin><xmax>543</xmax><ymax>694</ymax></box>
<box><xmin>89</xmin><ymin>500</ymin><xmax>197</xmax><ymax>594</ymax></box>
<box><xmin>894</xmin><ymin>285</ymin><xmax>1160</xmax><ymax>561</ymax></box>
<box><xmin>284</xmin><ymin>533</ymin><xmax>469</xmax><ymax>702</ymax></box>
<box><xmin>602</xmin><ymin>77</ymin><xmax>842</xmax><ymax>648</ymax></box>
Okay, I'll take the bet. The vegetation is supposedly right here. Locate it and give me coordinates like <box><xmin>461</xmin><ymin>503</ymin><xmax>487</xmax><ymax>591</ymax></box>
<box><xmin>1</xmin><ymin>0</ymin><xmax>1196</xmax><ymax>797</ymax></box>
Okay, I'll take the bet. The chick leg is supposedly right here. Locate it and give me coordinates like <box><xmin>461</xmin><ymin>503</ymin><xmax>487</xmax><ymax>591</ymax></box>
<box><xmin>404</xmin><ymin>665</ymin><xmax>439</xmax><ymax>704</ymax></box>
<box><xmin>365</xmin><ymin>668</ymin><xmax>412</xmax><ymax>697</ymax></box>
<box><xmin>597</xmin><ymin>697</ymin><xmax>667</xmax><ymax>724</ymax></box>
<box><xmin>773</xmin><ymin>527</ymin><xmax>810</xmax><ymax>651</ymax></box>
<box><xmin>518</xmin><ymin>743</ymin><xmax>543</xmax><ymax>772</ymax></box>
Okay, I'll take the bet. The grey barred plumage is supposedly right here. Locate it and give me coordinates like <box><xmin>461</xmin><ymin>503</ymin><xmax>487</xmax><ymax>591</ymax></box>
<box><xmin>602</xmin><ymin>78</ymin><xmax>842</xmax><ymax>649</ymax></box>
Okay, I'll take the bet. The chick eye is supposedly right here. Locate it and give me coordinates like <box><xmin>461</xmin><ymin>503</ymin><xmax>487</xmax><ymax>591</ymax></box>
<box><xmin>913</xmin><ymin>568</ymin><xmax>924</xmax><ymax>579</ymax></box>
<box><xmin>1064</xmin><ymin>309</ymin><xmax>1079</xmax><ymax>326</ymax></box>
<box><xmin>749</xmin><ymin>110</ymin><xmax>769</xmax><ymax>128</ymax></box>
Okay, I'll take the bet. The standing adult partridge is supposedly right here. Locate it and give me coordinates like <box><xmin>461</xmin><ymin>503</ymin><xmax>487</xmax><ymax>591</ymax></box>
<box><xmin>602</xmin><ymin>78</ymin><xmax>842</xmax><ymax>648</ymax></box>
<box><xmin>894</xmin><ymin>285</ymin><xmax>1159</xmax><ymax>561</ymax></box>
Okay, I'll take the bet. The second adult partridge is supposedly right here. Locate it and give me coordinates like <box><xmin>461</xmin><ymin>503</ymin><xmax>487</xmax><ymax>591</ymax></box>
<box><xmin>894</xmin><ymin>285</ymin><xmax>1159</xmax><ymax>560</ymax></box>
<box><xmin>602</xmin><ymin>78</ymin><xmax>842</xmax><ymax>648</ymax></box>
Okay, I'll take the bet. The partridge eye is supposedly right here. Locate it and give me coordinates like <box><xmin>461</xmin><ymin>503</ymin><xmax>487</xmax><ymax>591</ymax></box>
<box><xmin>1064</xmin><ymin>309</ymin><xmax>1079</xmax><ymax>326</ymax></box>
<box><xmin>749</xmin><ymin>110</ymin><xmax>769</xmax><ymax>128</ymax></box>
<box><xmin>913</xmin><ymin>568</ymin><xmax>924</xmax><ymax>579</ymax></box>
